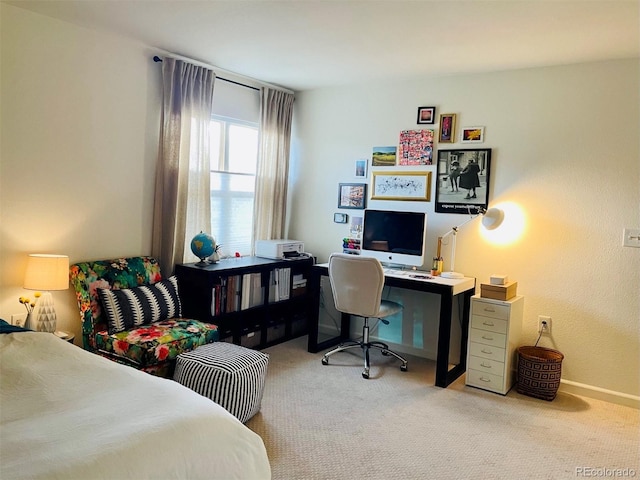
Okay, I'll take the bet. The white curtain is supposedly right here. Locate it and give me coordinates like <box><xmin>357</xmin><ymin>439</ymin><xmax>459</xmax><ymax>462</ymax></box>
<box><xmin>252</xmin><ymin>88</ymin><xmax>295</xmax><ymax>244</ymax></box>
<box><xmin>152</xmin><ymin>58</ymin><xmax>216</xmax><ymax>274</ymax></box>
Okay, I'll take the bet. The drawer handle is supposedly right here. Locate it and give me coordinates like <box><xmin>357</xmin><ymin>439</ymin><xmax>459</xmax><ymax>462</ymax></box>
<box><xmin>481</xmin><ymin>349</ymin><xmax>493</xmax><ymax>354</ymax></box>
<box><xmin>480</xmin><ymin>362</ymin><xmax>492</xmax><ymax>369</ymax></box>
<box><xmin>482</xmin><ymin>321</ymin><xmax>495</xmax><ymax>327</ymax></box>
<box><xmin>481</xmin><ymin>335</ymin><xmax>494</xmax><ymax>341</ymax></box>
<box><xmin>479</xmin><ymin>377</ymin><xmax>491</xmax><ymax>383</ymax></box>
<box><xmin>483</xmin><ymin>307</ymin><xmax>496</xmax><ymax>312</ymax></box>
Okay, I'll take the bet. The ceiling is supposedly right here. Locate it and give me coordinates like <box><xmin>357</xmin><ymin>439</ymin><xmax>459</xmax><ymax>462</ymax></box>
<box><xmin>6</xmin><ymin>0</ymin><xmax>640</xmax><ymax>91</ymax></box>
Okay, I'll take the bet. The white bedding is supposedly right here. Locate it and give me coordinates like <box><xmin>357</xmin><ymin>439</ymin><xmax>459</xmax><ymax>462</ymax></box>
<box><xmin>0</xmin><ymin>332</ymin><xmax>271</xmax><ymax>479</ymax></box>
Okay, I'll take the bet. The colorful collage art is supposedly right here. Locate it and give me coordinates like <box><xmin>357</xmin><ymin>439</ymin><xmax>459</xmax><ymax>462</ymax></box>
<box><xmin>398</xmin><ymin>129</ymin><xmax>434</xmax><ymax>165</ymax></box>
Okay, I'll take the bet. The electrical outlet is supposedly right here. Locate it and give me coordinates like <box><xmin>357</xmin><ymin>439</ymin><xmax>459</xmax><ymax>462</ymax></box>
<box><xmin>538</xmin><ymin>315</ymin><xmax>552</xmax><ymax>334</ymax></box>
<box><xmin>11</xmin><ymin>313</ymin><xmax>27</xmax><ymax>328</ymax></box>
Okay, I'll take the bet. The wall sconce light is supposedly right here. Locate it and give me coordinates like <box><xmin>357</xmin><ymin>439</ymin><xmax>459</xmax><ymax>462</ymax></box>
<box><xmin>441</xmin><ymin>207</ymin><xmax>504</xmax><ymax>279</ymax></box>
<box><xmin>23</xmin><ymin>254</ymin><xmax>69</xmax><ymax>333</ymax></box>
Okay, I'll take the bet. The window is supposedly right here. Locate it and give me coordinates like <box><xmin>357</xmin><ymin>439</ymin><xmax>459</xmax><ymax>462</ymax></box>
<box><xmin>210</xmin><ymin>116</ymin><xmax>259</xmax><ymax>257</ymax></box>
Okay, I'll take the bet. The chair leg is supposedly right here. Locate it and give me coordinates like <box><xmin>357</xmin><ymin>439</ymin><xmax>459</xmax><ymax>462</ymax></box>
<box><xmin>369</xmin><ymin>344</ymin><xmax>408</xmax><ymax>372</ymax></box>
<box><xmin>363</xmin><ymin>343</ymin><xmax>370</xmax><ymax>379</ymax></box>
<box><xmin>321</xmin><ymin>317</ymin><xmax>408</xmax><ymax>377</ymax></box>
<box><xmin>322</xmin><ymin>341</ymin><xmax>362</xmax><ymax>365</ymax></box>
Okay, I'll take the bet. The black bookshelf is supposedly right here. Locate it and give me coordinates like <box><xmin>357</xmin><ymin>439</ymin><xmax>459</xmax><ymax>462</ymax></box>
<box><xmin>175</xmin><ymin>256</ymin><xmax>314</xmax><ymax>349</ymax></box>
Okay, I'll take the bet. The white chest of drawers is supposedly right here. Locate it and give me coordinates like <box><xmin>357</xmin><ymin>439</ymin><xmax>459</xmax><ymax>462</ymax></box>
<box><xmin>466</xmin><ymin>295</ymin><xmax>524</xmax><ymax>395</ymax></box>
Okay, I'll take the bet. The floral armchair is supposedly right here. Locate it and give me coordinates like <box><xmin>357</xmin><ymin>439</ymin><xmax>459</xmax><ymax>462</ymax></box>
<box><xmin>70</xmin><ymin>256</ymin><xmax>218</xmax><ymax>378</ymax></box>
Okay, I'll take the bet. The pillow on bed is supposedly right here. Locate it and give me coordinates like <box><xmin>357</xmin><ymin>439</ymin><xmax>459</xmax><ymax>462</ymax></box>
<box><xmin>0</xmin><ymin>319</ymin><xmax>31</xmax><ymax>334</ymax></box>
<box><xmin>98</xmin><ymin>276</ymin><xmax>182</xmax><ymax>334</ymax></box>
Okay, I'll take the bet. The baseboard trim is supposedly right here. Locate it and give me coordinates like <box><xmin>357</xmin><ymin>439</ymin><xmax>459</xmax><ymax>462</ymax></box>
<box><xmin>560</xmin><ymin>379</ymin><xmax>639</xmax><ymax>409</ymax></box>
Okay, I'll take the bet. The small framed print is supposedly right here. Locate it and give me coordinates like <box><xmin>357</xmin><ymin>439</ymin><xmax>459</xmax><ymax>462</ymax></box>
<box><xmin>338</xmin><ymin>183</ymin><xmax>367</xmax><ymax>209</ymax></box>
<box><xmin>417</xmin><ymin>106</ymin><xmax>436</xmax><ymax>124</ymax></box>
<box><xmin>371</xmin><ymin>171</ymin><xmax>431</xmax><ymax>201</ymax></box>
<box><xmin>354</xmin><ymin>159</ymin><xmax>367</xmax><ymax>178</ymax></box>
<box><xmin>438</xmin><ymin>113</ymin><xmax>456</xmax><ymax>143</ymax></box>
<box><xmin>461</xmin><ymin>126</ymin><xmax>485</xmax><ymax>144</ymax></box>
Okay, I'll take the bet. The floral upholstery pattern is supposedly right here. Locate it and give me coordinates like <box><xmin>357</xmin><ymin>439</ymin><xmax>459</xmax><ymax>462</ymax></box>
<box><xmin>70</xmin><ymin>256</ymin><xmax>218</xmax><ymax>377</ymax></box>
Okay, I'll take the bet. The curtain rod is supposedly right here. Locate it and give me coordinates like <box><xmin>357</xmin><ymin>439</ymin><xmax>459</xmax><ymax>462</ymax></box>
<box><xmin>152</xmin><ymin>55</ymin><xmax>294</xmax><ymax>95</ymax></box>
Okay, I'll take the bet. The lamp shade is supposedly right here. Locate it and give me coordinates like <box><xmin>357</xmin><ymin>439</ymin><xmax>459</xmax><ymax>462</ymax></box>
<box><xmin>23</xmin><ymin>254</ymin><xmax>69</xmax><ymax>291</ymax></box>
<box><xmin>481</xmin><ymin>207</ymin><xmax>505</xmax><ymax>231</ymax></box>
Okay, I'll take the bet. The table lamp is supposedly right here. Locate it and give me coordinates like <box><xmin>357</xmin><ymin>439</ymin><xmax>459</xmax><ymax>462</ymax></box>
<box><xmin>441</xmin><ymin>207</ymin><xmax>504</xmax><ymax>279</ymax></box>
<box><xmin>23</xmin><ymin>254</ymin><xmax>69</xmax><ymax>333</ymax></box>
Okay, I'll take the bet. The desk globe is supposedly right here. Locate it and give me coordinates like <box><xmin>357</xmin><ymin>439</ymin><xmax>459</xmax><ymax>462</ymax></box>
<box><xmin>190</xmin><ymin>232</ymin><xmax>215</xmax><ymax>266</ymax></box>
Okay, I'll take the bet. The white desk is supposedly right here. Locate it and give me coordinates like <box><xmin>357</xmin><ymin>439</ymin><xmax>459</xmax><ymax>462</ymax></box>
<box><xmin>307</xmin><ymin>263</ymin><xmax>476</xmax><ymax>387</ymax></box>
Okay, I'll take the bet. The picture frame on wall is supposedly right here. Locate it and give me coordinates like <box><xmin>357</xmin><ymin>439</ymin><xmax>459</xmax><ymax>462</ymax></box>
<box><xmin>338</xmin><ymin>183</ymin><xmax>367</xmax><ymax>209</ymax></box>
<box><xmin>435</xmin><ymin>148</ymin><xmax>492</xmax><ymax>214</ymax></box>
<box><xmin>461</xmin><ymin>126</ymin><xmax>485</xmax><ymax>144</ymax></box>
<box><xmin>438</xmin><ymin>113</ymin><xmax>456</xmax><ymax>143</ymax></box>
<box><xmin>417</xmin><ymin>106</ymin><xmax>436</xmax><ymax>124</ymax></box>
<box><xmin>354</xmin><ymin>159</ymin><xmax>367</xmax><ymax>178</ymax></box>
<box><xmin>372</xmin><ymin>146</ymin><xmax>397</xmax><ymax>166</ymax></box>
<box><xmin>398</xmin><ymin>129</ymin><xmax>435</xmax><ymax>165</ymax></box>
<box><xmin>371</xmin><ymin>171</ymin><xmax>432</xmax><ymax>201</ymax></box>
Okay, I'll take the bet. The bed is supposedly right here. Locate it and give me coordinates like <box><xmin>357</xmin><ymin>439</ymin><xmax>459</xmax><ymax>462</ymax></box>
<box><xmin>0</xmin><ymin>329</ymin><xmax>271</xmax><ymax>479</ymax></box>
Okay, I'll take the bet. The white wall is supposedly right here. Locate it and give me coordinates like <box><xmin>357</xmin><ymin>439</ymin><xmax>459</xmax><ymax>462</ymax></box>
<box><xmin>0</xmin><ymin>4</ymin><xmax>161</xmax><ymax>341</ymax></box>
<box><xmin>289</xmin><ymin>59</ymin><xmax>640</xmax><ymax>400</ymax></box>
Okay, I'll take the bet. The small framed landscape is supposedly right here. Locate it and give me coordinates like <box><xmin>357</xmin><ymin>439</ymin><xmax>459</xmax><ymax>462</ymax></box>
<box><xmin>338</xmin><ymin>183</ymin><xmax>367</xmax><ymax>209</ymax></box>
<box><xmin>372</xmin><ymin>146</ymin><xmax>397</xmax><ymax>167</ymax></box>
<box><xmin>461</xmin><ymin>126</ymin><xmax>485</xmax><ymax>144</ymax></box>
<box><xmin>371</xmin><ymin>171</ymin><xmax>432</xmax><ymax>201</ymax></box>
<box><xmin>417</xmin><ymin>106</ymin><xmax>436</xmax><ymax>125</ymax></box>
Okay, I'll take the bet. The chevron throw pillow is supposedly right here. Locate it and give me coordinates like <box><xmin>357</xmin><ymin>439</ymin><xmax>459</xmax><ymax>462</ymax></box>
<box><xmin>98</xmin><ymin>276</ymin><xmax>182</xmax><ymax>334</ymax></box>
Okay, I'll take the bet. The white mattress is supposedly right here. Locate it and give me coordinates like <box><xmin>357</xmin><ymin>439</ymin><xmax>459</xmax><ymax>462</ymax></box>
<box><xmin>0</xmin><ymin>332</ymin><xmax>271</xmax><ymax>479</ymax></box>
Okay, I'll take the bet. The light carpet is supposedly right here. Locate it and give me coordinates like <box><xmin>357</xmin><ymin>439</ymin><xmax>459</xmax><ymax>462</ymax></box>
<box><xmin>246</xmin><ymin>336</ymin><xmax>639</xmax><ymax>480</ymax></box>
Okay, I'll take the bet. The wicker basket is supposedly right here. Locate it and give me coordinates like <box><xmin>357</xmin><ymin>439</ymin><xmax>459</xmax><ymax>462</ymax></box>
<box><xmin>517</xmin><ymin>346</ymin><xmax>564</xmax><ymax>401</ymax></box>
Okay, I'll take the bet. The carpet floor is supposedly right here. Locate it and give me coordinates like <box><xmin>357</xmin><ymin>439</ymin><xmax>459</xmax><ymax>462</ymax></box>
<box><xmin>246</xmin><ymin>336</ymin><xmax>639</xmax><ymax>480</ymax></box>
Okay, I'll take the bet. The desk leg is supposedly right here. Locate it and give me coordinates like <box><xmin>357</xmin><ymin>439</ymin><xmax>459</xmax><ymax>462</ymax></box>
<box><xmin>307</xmin><ymin>270</ymin><xmax>321</xmax><ymax>353</ymax></box>
<box><xmin>435</xmin><ymin>289</ymin><xmax>473</xmax><ymax>387</ymax></box>
<box><xmin>435</xmin><ymin>292</ymin><xmax>453</xmax><ymax>387</ymax></box>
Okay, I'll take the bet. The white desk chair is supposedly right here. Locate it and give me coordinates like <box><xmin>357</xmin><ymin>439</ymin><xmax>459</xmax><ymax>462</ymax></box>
<box><xmin>322</xmin><ymin>253</ymin><xmax>408</xmax><ymax>379</ymax></box>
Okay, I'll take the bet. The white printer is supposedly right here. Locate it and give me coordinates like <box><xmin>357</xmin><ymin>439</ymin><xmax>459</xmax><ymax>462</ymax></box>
<box><xmin>255</xmin><ymin>239</ymin><xmax>304</xmax><ymax>260</ymax></box>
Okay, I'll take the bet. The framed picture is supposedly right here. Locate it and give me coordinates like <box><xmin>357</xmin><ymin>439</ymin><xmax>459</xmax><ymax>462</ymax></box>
<box><xmin>338</xmin><ymin>183</ymin><xmax>367</xmax><ymax>209</ymax></box>
<box><xmin>371</xmin><ymin>171</ymin><xmax>432</xmax><ymax>201</ymax></box>
<box><xmin>333</xmin><ymin>212</ymin><xmax>348</xmax><ymax>223</ymax></box>
<box><xmin>461</xmin><ymin>126</ymin><xmax>485</xmax><ymax>144</ymax></box>
<box><xmin>398</xmin><ymin>129</ymin><xmax>435</xmax><ymax>165</ymax></box>
<box><xmin>350</xmin><ymin>216</ymin><xmax>363</xmax><ymax>236</ymax></box>
<box><xmin>438</xmin><ymin>113</ymin><xmax>456</xmax><ymax>144</ymax></box>
<box><xmin>354</xmin><ymin>159</ymin><xmax>367</xmax><ymax>178</ymax></box>
<box><xmin>435</xmin><ymin>148</ymin><xmax>492</xmax><ymax>214</ymax></box>
<box><xmin>417</xmin><ymin>106</ymin><xmax>436</xmax><ymax>124</ymax></box>
<box><xmin>372</xmin><ymin>146</ymin><xmax>397</xmax><ymax>166</ymax></box>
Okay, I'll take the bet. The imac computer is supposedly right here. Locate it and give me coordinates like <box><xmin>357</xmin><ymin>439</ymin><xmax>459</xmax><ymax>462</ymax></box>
<box><xmin>360</xmin><ymin>209</ymin><xmax>427</xmax><ymax>269</ymax></box>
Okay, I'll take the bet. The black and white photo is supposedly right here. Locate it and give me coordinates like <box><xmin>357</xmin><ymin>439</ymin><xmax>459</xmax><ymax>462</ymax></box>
<box><xmin>435</xmin><ymin>149</ymin><xmax>492</xmax><ymax>214</ymax></box>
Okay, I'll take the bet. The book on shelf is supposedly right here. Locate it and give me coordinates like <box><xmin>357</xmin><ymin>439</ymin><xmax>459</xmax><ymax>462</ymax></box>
<box><xmin>269</xmin><ymin>267</ymin><xmax>291</xmax><ymax>302</ymax></box>
<box><xmin>241</xmin><ymin>272</ymin><xmax>264</xmax><ymax>310</ymax></box>
<box><xmin>291</xmin><ymin>273</ymin><xmax>307</xmax><ymax>297</ymax></box>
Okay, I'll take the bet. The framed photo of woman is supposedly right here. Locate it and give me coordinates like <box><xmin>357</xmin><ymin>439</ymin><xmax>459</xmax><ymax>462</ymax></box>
<box><xmin>435</xmin><ymin>148</ymin><xmax>492</xmax><ymax>214</ymax></box>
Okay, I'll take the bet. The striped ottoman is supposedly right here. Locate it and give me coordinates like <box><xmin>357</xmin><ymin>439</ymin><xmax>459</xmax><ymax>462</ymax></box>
<box><xmin>173</xmin><ymin>342</ymin><xmax>269</xmax><ymax>423</ymax></box>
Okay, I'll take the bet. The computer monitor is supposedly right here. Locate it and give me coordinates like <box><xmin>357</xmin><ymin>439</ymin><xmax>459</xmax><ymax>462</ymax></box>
<box><xmin>360</xmin><ymin>209</ymin><xmax>427</xmax><ymax>269</ymax></box>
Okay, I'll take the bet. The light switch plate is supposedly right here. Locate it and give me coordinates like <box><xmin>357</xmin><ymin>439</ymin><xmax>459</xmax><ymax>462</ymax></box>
<box><xmin>622</xmin><ymin>228</ymin><xmax>640</xmax><ymax>248</ymax></box>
